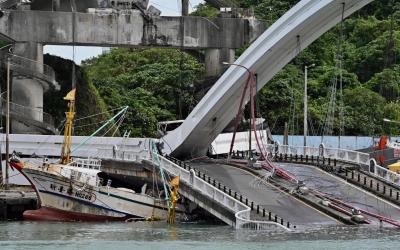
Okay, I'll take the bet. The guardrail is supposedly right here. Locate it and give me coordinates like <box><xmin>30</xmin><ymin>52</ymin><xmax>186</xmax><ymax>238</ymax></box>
<box><xmin>3</xmin><ymin>53</ymin><xmax>57</xmax><ymax>87</ymax></box>
<box><xmin>1</xmin><ymin>97</ymin><xmax>54</xmax><ymax>126</ymax></box>
<box><xmin>264</xmin><ymin>143</ymin><xmax>400</xmax><ymax>188</ymax></box>
<box><xmin>159</xmin><ymin>155</ymin><xmax>289</xmax><ymax>231</ymax></box>
<box><xmin>265</xmin><ymin>144</ymin><xmax>370</xmax><ymax>166</ymax></box>
<box><xmin>361</xmin><ymin>163</ymin><xmax>400</xmax><ymax>187</ymax></box>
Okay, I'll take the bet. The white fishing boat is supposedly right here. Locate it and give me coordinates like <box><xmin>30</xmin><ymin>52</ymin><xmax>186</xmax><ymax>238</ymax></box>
<box><xmin>10</xmin><ymin>89</ymin><xmax>182</xmax><ymax>222</ymax></box>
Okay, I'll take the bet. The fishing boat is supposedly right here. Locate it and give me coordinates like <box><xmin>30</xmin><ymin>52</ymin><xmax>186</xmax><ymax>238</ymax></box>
<box><xmin>10</xmin><ymin>89</ymin><xmax>182</xmax><ymax>222</ymax></box>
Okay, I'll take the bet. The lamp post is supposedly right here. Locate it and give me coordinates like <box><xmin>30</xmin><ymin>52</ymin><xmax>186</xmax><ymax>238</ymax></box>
<box><xmin>222</xmin><ymin>62</ymin><xmax>254</xmax><ymax>160</ymax></box>
<box><xmin>304</xmin><ymin>63</ymin><xmax>315</xmax><ymax>147</ymax></box>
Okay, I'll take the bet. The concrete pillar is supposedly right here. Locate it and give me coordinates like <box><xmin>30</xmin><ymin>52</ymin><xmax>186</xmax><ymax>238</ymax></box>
<box><xmin>11</xmin><ymin>42</ymin><xmax>44</xmax><ymax>134</ymax></box>
<box><xmin>53</xmin><ymin>0</ymin><xmax>61</xmax><ymax>11</ymax></box>
<box><xmin>205</xmin><ymin>48</ymin><xmax>235</xmax><ymax>78</ymax></box>
<box><xmin>181</xmin><ymin>0</ymin><xmax>189</xmax><ymax>16</ymax></box>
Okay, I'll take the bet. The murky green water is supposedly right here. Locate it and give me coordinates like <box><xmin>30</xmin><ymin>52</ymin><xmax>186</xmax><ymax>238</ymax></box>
<box><xmin>0</xmin><ymin>222</ymin><xmax>399</xmax><ymax>250</ymax></box>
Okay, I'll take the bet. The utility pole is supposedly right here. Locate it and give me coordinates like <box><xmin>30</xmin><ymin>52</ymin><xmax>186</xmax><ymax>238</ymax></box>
<box><xmin>284</xmin><ymin>122</ymin><xmax>288</xmax><ymax>145</ymax></box>
<box><xmin>5</xmin><ymin>57</ymin><xmax>10</xmax><ymax>190</ymax></box>
<box><xmin>304</xmin><ymin>64</ymin><xmax>315</xmax><ymax>147</ymax></box>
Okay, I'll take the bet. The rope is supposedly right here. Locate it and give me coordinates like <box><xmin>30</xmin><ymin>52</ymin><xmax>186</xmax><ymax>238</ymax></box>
<box><xmin>149</xmin><ymin>140</ymin><xmax>170</xmax><ymax>209</ymax></box>
<box><xmin>74</xmin><ymin>120</ymin><xmax>110</xmax><ymax>129</ymax></box>
<box><xmin>71</xmin><ymin>106</ymin><xmax>128</xmax><ymax>154</ymax></box>
<box><xmin>74</xmin><ymin>107</ymin><xmax>125</xmax><ymax>122</ymax></box>
<box><xmin>111</xmin><ymin>113</ymin><xmax>126</xmax><ymax>137</ymax></box>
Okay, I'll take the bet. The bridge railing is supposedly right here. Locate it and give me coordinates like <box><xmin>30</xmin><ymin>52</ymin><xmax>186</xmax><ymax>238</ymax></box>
<box><xmin>364</xmin><ymin>163</ymin><xmax>400</xmax><ymax>187</ymax></box>
<box><xmin>9</xmin><ymin>54</ymin><xmax>57</xmax><ymax>85</ymax></box>
<box><xmin>234</xmin><ymin>210</ymin><xmax>291</xmax><ymax>230</ymax></box>
<box><xmin>267</xmin><ymin>143</ymin><xmax>400</xmax><ymax>187</ymax></box>
<box><xmin>158</xmin><ymin>155</ymin><xmax>289</xmax><ymax>231</ymax></box>
<box><xmin>1</xmin><ymin>98</ymin><xmax>55</xmax><ymax>126</ymax></box>
<box><xmin>267</xmin><ymin>144</ymin><xmax>370</xmax><ymax>166</ymax></box>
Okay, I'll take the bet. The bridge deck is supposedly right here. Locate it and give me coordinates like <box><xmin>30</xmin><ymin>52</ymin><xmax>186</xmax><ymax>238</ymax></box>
<box><xmin>277</xmin><ymin>163</ymin><xmax>400</xmax><ymax>222</ymax></box>
<box><xmin>190</xmin><ymin>162</ymin><xmax>338</xmax><ymax>226</ymax></box>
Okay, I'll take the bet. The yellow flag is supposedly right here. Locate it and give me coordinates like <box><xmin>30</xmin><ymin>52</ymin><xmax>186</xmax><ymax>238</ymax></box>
<box><xmin>170</xmin><ymin>176</ymin><xmax>180</xmax><ymax>188</ymax></box>
<box><xmin>64</xmin><ymin>89</ymin><xmax>76</xmax><ymax>101</ymax></box>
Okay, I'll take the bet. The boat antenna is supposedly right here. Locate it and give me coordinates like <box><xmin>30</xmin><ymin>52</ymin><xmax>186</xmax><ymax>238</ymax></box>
<box><xmin>60</xmin><ymin>88</ymin><xmax>76</xmax><ymax>164</ymax></box>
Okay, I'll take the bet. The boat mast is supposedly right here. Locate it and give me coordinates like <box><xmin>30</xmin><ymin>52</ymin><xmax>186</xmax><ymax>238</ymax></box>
<box><xmin>60</xmin><ymin>89</ymin><xmax>76</xmax><ymax>164</ymax></box>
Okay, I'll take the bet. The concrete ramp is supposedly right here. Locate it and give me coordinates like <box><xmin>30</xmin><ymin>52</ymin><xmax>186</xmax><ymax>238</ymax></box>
<box><xmin>163</xmin><ymin>0</ymin><xmax>374</xmax><ymax>157</ymax></box>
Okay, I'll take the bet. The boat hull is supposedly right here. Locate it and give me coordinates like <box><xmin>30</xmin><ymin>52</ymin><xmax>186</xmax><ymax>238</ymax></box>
<box><xmin>12</xmin><ymin>163</ymin><xmax>170</xmax><ymax>222</ymax></box>
<box><xmin>23</xmin><ymin>206</ymin><xmax>129</xmax><ymax>222</ymax></box>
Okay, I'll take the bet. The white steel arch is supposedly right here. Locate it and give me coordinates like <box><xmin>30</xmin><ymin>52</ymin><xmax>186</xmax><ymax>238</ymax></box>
<box><xmin>163</xmin><ymin>0</ymin><xmax>374</xmax><ymax>157</ymax></box>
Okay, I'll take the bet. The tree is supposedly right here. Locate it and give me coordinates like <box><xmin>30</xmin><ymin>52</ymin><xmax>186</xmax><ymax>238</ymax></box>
<box><xmin>82</xmin><ymin>48</ymin><xmax>204</xmax><ymax>137</ymax></box>
<box><xmin>343</xmin><ymin>87</ymin><xmax>386</xmax><ymax>135</ymax></box>
<box><xmin>367</xmin><ymin>65</ymin><xmax>400</xmax><ymax>101</ymax></box>
<box><xmin>382</xmin><ymin>102</ymin><xmax>400</xmax><ymax>135</ymax></box>
<box><xmin>190</xmin><ymin>3</ymin><xmax>219</xmax><ymax>17</ymax></box>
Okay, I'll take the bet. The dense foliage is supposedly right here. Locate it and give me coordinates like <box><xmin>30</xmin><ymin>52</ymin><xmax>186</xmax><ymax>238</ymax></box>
<box><xmin>68</xmin><ymin>0</ymin><xmax>400</xmax><ymax>137</ymax></box>
<box><xmin>43</xmin><ymin>55</ymin><xmax>109</xmax><ymax>136</ymax></box>
<box><xmin>82</xmin><ymin>48</ymin><xmax>203</xmax><ymax>137</ymax></box>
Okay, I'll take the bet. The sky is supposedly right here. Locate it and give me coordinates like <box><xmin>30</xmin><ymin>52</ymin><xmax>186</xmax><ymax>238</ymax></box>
<box><xmin>43</xmin><ymin>0</ymin><xmax>205</xmax><ymax>64</ymax></box>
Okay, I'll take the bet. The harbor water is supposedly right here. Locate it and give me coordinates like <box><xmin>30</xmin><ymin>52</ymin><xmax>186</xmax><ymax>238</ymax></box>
<box><xmin>1</xmin><ymin>222</ymin><xmax>399</xmax><ymax>250</ymax></box>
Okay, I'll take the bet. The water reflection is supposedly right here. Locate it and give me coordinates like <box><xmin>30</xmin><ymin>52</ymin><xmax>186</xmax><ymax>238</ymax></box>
<box><xmin>1</xmin><ymin>222</ymin><xmax>399</xmax><ymax>242</ymax></box>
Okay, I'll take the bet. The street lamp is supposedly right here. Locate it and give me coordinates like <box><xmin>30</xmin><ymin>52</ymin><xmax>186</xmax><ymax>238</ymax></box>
<box><xmin>222</xmin><ymin>62</ymin><xmax>252</xmax><ymax>74</ymax></box>
<box><xmin>222</xmin><ymin>61</ymin><xmax>254</xmax><ymax>160</ymax></box>
<box><xmin>304</xmin><ymin>63</ymin><xmax>315</xmax><ymax>147</ymax></box>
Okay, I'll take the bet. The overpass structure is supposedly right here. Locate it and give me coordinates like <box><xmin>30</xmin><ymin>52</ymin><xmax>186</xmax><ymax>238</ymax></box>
<box><xmin>163</xmin><ymin>0</ymin><xmax>374</xmax><ymax>158</ymax></box>
<box><xmin>0</xmin><ymin>0</ymin><xmax>265</xmax><ymax>134</ymax></box>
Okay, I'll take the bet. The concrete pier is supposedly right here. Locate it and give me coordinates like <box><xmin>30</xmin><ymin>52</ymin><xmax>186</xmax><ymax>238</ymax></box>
<box><xmin>11</xmin><ymin>42</ymin><xmax>46</xmax><ymax>133</ymax></box>
<box><xmin>0</xmin><ymin>190</ymin><xmax>37</xmax><ymax>220</ymax></box>
<box><xmin>205</xmin><ymin>48</ymin><xmax>235</xmax><ymax>78</ymax></box>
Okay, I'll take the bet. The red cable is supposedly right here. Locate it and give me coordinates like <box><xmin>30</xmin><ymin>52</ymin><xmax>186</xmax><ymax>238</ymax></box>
<box><xmin>249</xmin><ymin>71</ymin><xmax>267</xmax><ymax>161</ymax></box>
<box><xmin>229</xmin><ymin>73</ymin><xmax>252</xmax><ymax>157</ymax></box>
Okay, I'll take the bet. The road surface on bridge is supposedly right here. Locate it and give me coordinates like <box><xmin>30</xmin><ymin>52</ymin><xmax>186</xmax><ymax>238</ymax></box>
<box><xmin>190</xmin><ymin>162</ymin><xmax>338</xmax><ymax>226</ymax></box>
<box><xmin>277</xmin><ymin>163</ymin><xmax>400</xmax><ymax>223</ymax></box>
